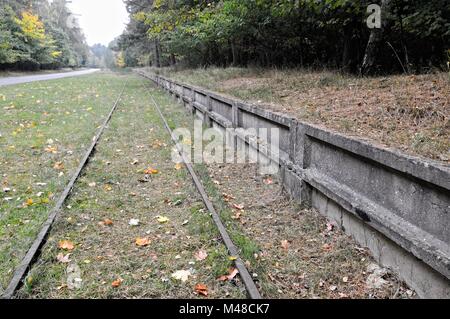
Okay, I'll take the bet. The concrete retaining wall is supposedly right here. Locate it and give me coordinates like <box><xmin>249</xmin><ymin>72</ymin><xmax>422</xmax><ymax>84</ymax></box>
<box><xmin>139</xmin><ymin>71</ymin><xmax>450</xmax><ymax>299</ymax></box>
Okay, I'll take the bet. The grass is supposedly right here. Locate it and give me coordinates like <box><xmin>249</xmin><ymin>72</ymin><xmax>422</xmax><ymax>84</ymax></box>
<box><xmin>0</xmin><ymin>72</ymin><xmax>126</xmax><ymax>293</ymax></box>
<box><xmin>17</xmin><ymin>75</ymin><xmax>246</xmax><ymax>299</ymax></box>
<box><xmin>154</xmin><ymin>80</ymin><xmax>414</xmax><ymax>299</ymax></box>
<box><xmin>149</xmin><ymin>66</ymin><xmax>449</xmax><ymax>162</ymax></box>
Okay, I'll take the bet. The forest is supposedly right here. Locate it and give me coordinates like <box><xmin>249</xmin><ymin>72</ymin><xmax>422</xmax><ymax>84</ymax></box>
<box><xmin>118</xmin><ymin>0</ymin><xmax>450</xmax><ymax>74</ymax></box>
<box><xmin>0</xmin><ymin>0</ymin><xmax>91</xmax><ymax>70</ymax></box>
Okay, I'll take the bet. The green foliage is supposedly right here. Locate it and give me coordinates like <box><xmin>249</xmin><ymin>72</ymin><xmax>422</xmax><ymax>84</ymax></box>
<box><xmin>119</xmin><ymin>0</ymin><xmax>450</xmax><ymax>73</ymax></box>
<box><xmin>0</xmin><ymin>0</ymin><xmax>89</xmax><ymax>70</ymax></box>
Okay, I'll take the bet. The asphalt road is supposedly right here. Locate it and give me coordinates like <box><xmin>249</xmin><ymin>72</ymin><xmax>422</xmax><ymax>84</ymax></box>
<box><xmin>0</xmin><ymin>69</ymin><xmax>100</xmax><ymax>87</ymax></box>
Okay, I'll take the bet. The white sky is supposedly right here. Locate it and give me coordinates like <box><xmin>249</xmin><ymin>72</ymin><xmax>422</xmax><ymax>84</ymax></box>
<box><xmin>66</xmin><ymin>0</ymin><xmax>129</xmax><ymax>46</ymax></box>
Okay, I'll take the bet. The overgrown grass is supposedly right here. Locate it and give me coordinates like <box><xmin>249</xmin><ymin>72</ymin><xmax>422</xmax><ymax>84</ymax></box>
<box><xmin>0</xmin><ymin>72</ymin><xmax>126</xmax><ymax>293</ymax></box>
<box><xmin>147</xmin><ymin>66</ymin><xmax>450</xmax><ymax>162</ymax></box>
<box><xmin>17</xmin><ymin>75</ymin><xmax>246</xmax><ymax>299</ymax></box>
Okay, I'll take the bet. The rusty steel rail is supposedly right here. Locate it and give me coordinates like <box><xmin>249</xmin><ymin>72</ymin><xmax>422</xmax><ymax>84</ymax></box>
<box><xmin>2</xmin><ymin>81</ymin><xmax>128</xmax><ymax>299</ymax></box>
<box><xmin>142</xmin><ymin>81</ymin><xmax>262</xmax><ymax>300</ymax></box>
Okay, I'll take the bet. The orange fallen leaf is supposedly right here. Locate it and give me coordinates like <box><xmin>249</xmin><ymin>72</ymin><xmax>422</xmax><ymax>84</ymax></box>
<box><xmin>135</xmin><ymin>237</ymin><xmax>151</xmax><ymax>247</ymax></box>
<box><xmin>232</xmin><ymin>203</ymin><xmax>245</xmax><ymax>211</ymax></box>
<box><xmin>218</xmin><ymin>268</ymin><xmax>239</xmax><ymax>281</ymax></box>
<box><xmin>58</xmin><ymin>240</ymin><xmax>75</xmax><ymax>251</ymax></box>
<box><xmin>144</xmin><ymin>167</ymin><xmax>159</xmax><ymax>175</ymax></box>
<box><xmin>104</xmin><ymin>219</ymin><xmax>113</xmax><ymax>226</ymax></box>
<box><xmin>195</xmin><ymin>283</ymin><xmax>208</xmax><ymax>296</ymax></box>
<box><xmin>112</xmin><ymin>278</ymin><xmax>123</xmax><ymax>288</ymax></box>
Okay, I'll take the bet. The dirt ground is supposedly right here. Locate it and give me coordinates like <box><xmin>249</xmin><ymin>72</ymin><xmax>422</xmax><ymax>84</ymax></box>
<box><xmin>155</xmin><ymin>67</ymin><xmax>449</xmax><ymax>163</ymax></box>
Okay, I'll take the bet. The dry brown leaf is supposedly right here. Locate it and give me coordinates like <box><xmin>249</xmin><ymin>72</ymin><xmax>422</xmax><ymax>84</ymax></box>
<box><xmin>281</xmin><ymin>240</ymin><xmax>290</xmax><ymax>250</ymax></box>
<box><xmin>135</xmin><ymin>237</ymin><xmax>151</xmax><ymax>247</ymax></box>
<box><xmin>218</xmin><ymin>268</ymin><xmax>239</xmax><ymax>281</ymax></box>
<box><xmin>195</xmin><ymin>283</ymin><xmax>208</xmax><ymax>296</ymax></box>
<box><xmin>58</xmin><ymin>240</ymin><xmax>75</xmax><ymax>251</ymax></box>
<box><xmin>232</xmin><ymin>203</ymin><xmax>245</xmax><ymax>211</ymax></box>
<box><xmin>53</xmin><ymin>162</ymin><xmax>64</xmax><ymax>170</ymax></box>
<box><xmin>56</xmin><ymin>253</ymin><xmax>71</xmax><ymax>263</ymax></box>
<box><xmin>195</xmin><ymin>249</ymin><xmax>208</xmax><ymax>261</ymax></box>
<box><xmin>104</xmin><ymin>219</ymin><xmax>113</xmax><ymax>226</ymax></box>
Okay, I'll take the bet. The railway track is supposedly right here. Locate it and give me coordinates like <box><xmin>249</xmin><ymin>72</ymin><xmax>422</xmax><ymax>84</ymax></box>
<box><xmin>1</xmin><ymin>82</ymin><xmax>127</xmax><ymax>299</ymax></box>
<box><xmin>2</xmin><ymin>76</ymin><xmax>262</xmax><ymax>300</ymax></box>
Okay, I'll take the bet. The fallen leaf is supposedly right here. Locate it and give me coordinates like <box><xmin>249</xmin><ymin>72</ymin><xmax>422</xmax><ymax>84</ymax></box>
<box><xmin>232</xmin><ymin>203</ymin><xmax>245</xmax><ymax>211</ymax></box>
<box><xmin>195</xmin><ymin>249</ymin><xmax>208</xmax><ymax>261</ymax></box>
<box><xmin>195</xmin><ymin>283</ymin><xmax>208</xmax><ymax>296</ymax></box>
<box><xmin>88</xmin><ymin>182</ymin><xmax>96</xmax><ymax>187</ymax></box>
<box><xmin>104</xmin><ymin>184</ymin><xmax>112</xmax><ymax>191</ymax></box>
<box><xmin>218</xmin><ymin>268</ymin><xmax>239</xmax><ymax>281</ymax></box>
<box><xmin>58</xmin><ymin>240</ymin><xmax>75</xmax><ymax>251</ymax></box>
<box><xmin>104</xmin><ymin>219</ymin><xmax>113</xmax><ymax>226</ymax></box>
<box><xmin>156</xmin><ymin>216</ymin><xmax>170</xmax><ymax>224</ymax></box>
<box><xmin>144</xmin><ymin>167</ymin><xmax>159</xmax><ymax>175</ymax></box>
<box><xmin>112</xmin><ymin>278</ymin><xmax>123</xmax><ymax>288</ymax></box>
<box><xmin>129</xmin><ymin>219</ymin><xmax>140</xmax><ymax>226</ymax></box>
<box><xmin>56</xmin><ymin>253</ymin><xmax>71</xmax><ymax>264</ymax></box>
<box><xmin>25</xmin><ymin>198</ymin><xmax>34</xmax><ymax>207</ymax></box>
<box><xmin>281</xmin><ymin>240</ymin><xmax>290</xmax><ymax>250</ymax></box>
<box><xmin>263</xmin><ymin>177</ymin><xmax>274</xmax><ymax>185</ymax></box>
<box><xmin>171</xmin><ymin>269</ymin><xmax>191</xmax><ymax>282</ymax></box>
<box><xmin>45</xmin><ymin>146</ymin><xmax>58</xmax><ymax>154</ymax></box>
<box><xmin>322</xmin><ymin>243</ymin><xmax>333</xmax><ymax>252</ymax></box>
<box><xmin>326</xmin><ymin>223</ymin><xmax>334</xmax><ymax>232</ymax></box>
<box><xmin>175</xmin><ymin>163</ymin><xmax>183</xmax><ymax>170</ymax></box>
<box><xmin>135</xmin><ymin>237</ymin><xmax>151</xmax><ymax>247</ymax></box>
<box><xmin>53</xmin><ymin>162</ymin><xmax>64</xmax><ymax>170</ymax></box>
<box><xmin>222</xmin><ymin>193</ymin><xmax>235</xmax><ymax>202</ymax></box>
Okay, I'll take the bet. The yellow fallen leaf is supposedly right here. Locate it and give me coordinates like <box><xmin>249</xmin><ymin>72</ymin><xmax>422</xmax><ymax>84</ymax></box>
<box><xmin>156</xmin><ymin>216</ymin><xmax>170</xmax><ymax>224</ymax></box>
<box><xmin>25</xmin><ymin>198</ymin><xmax>34</xmax><ymax>206</ymax></box>
<box><xmin>175</xmin><ymin>163</ymin><xmax>183</xmax><ymax>170</ymax></box>
<box><xmin>135</xmin><ymin>237</ymin><xmax>151</xmax><ymax>247</ymax></box>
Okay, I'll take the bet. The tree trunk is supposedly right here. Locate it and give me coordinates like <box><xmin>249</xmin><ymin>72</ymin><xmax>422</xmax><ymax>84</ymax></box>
<box><xmin>361</xmin><ymin>0</ymin><xmax>393</xmax><ymax>75</ymax></box>
<box><xmin>154</xmin><ymin>40</ymin><xmax>161</xmax><ymax>68</ymax></box>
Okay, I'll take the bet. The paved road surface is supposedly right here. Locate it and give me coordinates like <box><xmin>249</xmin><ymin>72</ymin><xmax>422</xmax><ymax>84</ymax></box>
<box><xmin>0</xmin><ymin>69</ymin><xmax>100</xmax><ymax>87</ymax></box>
